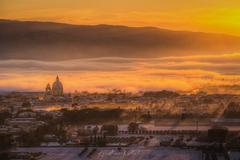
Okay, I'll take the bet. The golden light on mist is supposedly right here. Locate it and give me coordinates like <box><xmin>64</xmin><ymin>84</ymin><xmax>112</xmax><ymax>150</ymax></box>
<box><xmin>1</xmin><ymin>53</ymin><xmax>240</xmax><ymax>94</ymax></box>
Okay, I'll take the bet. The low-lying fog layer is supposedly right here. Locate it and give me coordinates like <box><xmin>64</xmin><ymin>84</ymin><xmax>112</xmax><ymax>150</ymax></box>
<box><xmin>1</xmin><ymin>53</ymin><xmax>240</xmax><ymax>93</ymax></box>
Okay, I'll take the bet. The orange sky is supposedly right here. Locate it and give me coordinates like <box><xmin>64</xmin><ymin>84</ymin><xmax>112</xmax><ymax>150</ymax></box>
<box><xmin>1</xmin><ymin>1</ymin><xmax>240</xmax><ymax>93</ymax></box>
<box><xmin>1</xmin><ymin>0</ymin><xmax>240</xmax><ymax>35</ymax></box>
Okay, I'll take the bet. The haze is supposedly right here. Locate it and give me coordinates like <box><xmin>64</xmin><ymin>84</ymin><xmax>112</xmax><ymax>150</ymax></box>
<box><xmin>1</xmin><ymin>1</ymin><xmax>240</xmax><ymax>93</ymax></box>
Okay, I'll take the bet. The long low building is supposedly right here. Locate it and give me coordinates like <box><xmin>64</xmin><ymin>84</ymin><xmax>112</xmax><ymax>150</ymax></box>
<box><xmin>5</xmin><ymin>118</ymin><xmax>45</xmax><ymax>132</ymax></box>
<box><xmin>118</xmin><ymin>124</ymin><xmax>240</xmax><ymax>132</ymax></box>
<box><xmin>0</xmin><ymin>125</ymin><xmax>22</xmax><ymax>135</ymax></box>
<box><xmin>212</xmin><ymin>118</ymin><xmax>240</xmax><ymax>125</ymax></box>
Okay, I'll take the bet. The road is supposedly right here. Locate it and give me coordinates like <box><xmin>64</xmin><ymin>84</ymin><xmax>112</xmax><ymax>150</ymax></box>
<box><xmin>13</xmin><ymin>147</ymin><xmax>202</xmax><ymax>160</ymax></box>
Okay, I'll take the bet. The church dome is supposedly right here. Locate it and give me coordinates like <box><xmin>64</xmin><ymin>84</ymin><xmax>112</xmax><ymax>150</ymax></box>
<box><xmin>52</xmin><ymin>75</ymin><xmax>63</xmax><ymax>96</ymax></box>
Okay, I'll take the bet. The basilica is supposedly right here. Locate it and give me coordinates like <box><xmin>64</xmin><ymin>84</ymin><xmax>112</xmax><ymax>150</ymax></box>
<box><xmin>45</xmin><ymin>75</ymin><xmax>64</xmax><ymax>97</ymax></box>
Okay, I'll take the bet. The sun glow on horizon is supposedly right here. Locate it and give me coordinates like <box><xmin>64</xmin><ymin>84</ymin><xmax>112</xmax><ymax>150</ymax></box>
<box><xmin>1</xmin><ymin>1</ymin><xmax>240</xmax><ymax>93</ymax></box>
<box><xmin>1</xmin><ymin>0</ymin><xmax>240</xmax><ymax>36</ymax></box>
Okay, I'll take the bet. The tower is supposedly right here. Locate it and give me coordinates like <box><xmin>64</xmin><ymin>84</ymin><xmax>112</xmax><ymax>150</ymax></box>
<box><xmin>45</xmin><ymin>83</ymin><xmax>52</xmax><ymax>96</ymax></box>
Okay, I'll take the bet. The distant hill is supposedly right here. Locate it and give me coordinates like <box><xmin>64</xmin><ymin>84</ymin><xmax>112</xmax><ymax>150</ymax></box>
<box><xmin>1</xmin><ymin>19</ymin><xmax>240</xmax><ymax>60</ymax></box>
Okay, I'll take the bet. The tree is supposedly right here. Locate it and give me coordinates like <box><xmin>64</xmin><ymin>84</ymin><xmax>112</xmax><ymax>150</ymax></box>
<box><xmin>208</xmin><ymin>126</ymin><xmax>228</xmax><ymax>143</ymax></box>
<box><xmin>0</xmin><ymin>134</ymin><xmax>12</xmax><ymax>151</ymax></box>
<box><xmin>0</xmin><ymin>112</ymin><xmax>11</xmax><ymax>125</ymax></box>
<box><xmin>128</xmin><ymin>122</ymin><xmax>139</xmax><ymax>133</ymax></box>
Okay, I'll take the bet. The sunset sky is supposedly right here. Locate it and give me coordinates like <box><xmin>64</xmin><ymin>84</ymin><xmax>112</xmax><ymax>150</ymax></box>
<box><xmin>1</xmin><ymin>0</ymin><xmax>240</xmax><ymax>93</ymax></box>
<box><xmin>1</xmin><ymin>0</ymin><xmax>240</xmax><ymax>36</ymax></box>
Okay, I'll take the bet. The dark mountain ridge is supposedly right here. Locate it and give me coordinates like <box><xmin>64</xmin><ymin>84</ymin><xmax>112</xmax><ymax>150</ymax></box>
<box><xmin>1</xmin><ymin>19</ymin><xmax>240</xmax><ymax>60</ymax></box>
